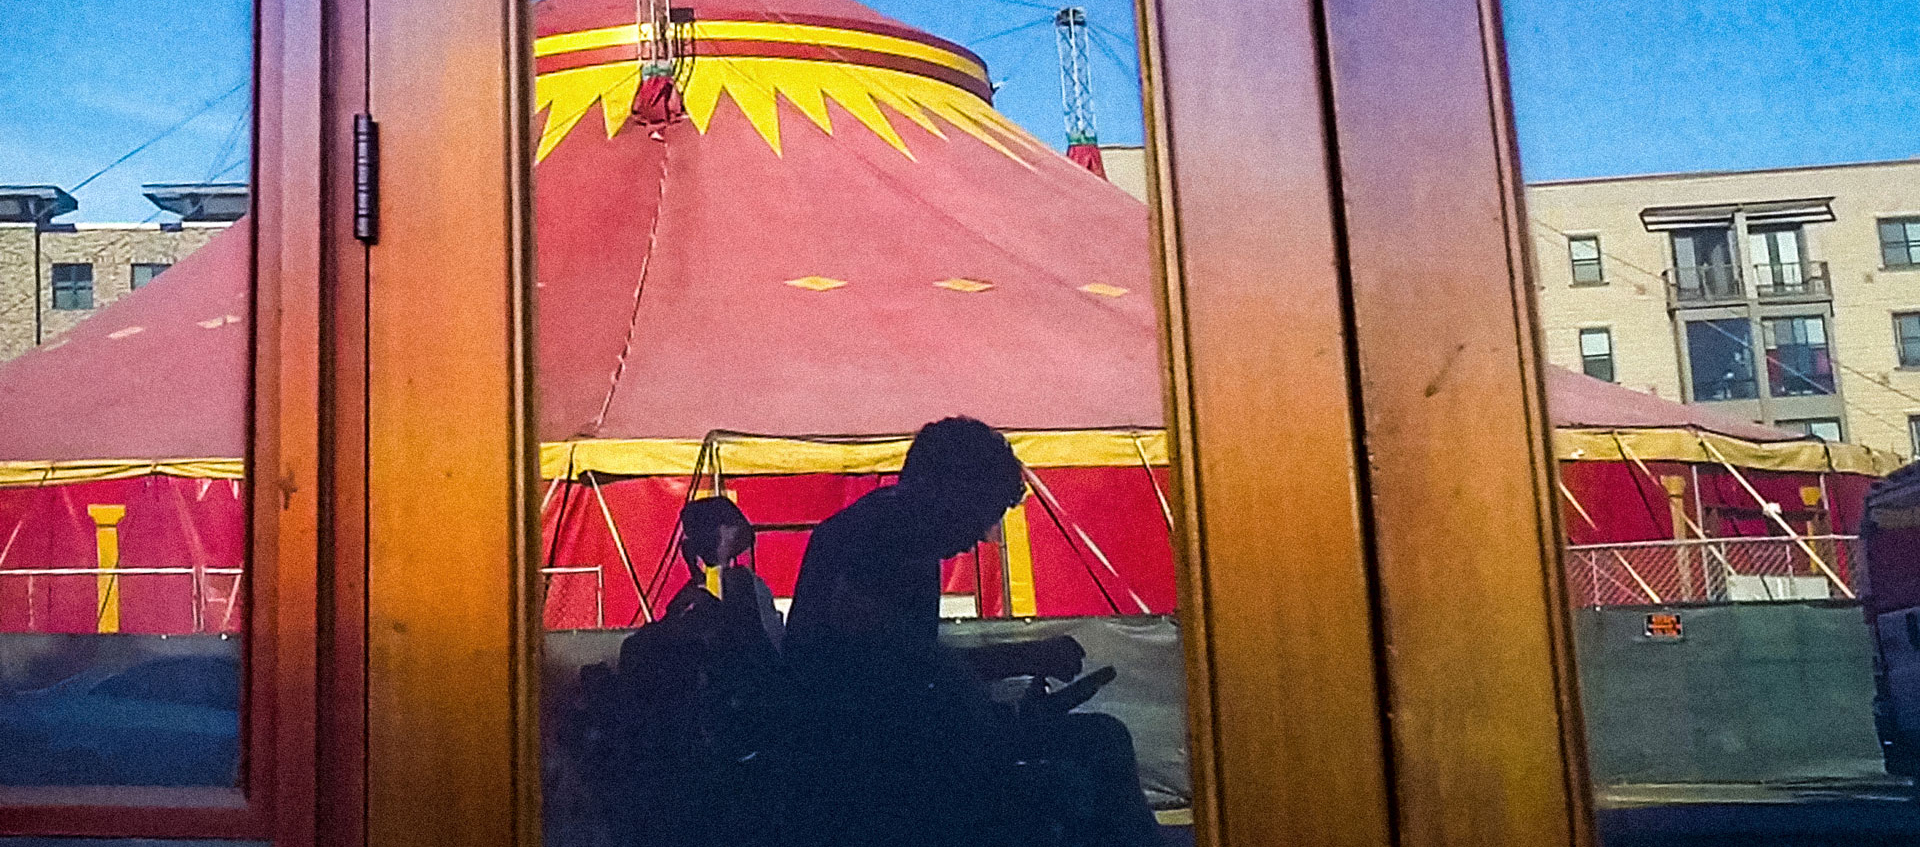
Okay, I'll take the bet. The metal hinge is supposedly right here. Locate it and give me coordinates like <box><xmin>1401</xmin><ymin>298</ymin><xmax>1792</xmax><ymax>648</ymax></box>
<box><xmin>353</xmin><ymin>113</ymin><xmax>379</xmax><ymax>244</ymax></box>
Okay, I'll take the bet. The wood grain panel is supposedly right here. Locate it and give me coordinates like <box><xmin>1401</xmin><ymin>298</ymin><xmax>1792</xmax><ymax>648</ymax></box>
<box><xmin>362</xmin><ymin>0</ymin><xmax>541</xmax><ymax>842</ymax></box>
<box><xmin>1143</xmin><ymin>1</ymin><xmax>1394</xmax><ymax>844</ymax></box>
<box><xmin>256</xmin><ymin>0</ymin><xmax>324</xmax><ymax>842</ymax></box>
<box><xmin>320</xmin><ymin>0</ymin><xmax>370</xmax><ymax>843</ymax></box>
<box><xmin>1320</xmin><ymin>0</ymin><xmax>1595</xmax><ymax>843</ymax></box>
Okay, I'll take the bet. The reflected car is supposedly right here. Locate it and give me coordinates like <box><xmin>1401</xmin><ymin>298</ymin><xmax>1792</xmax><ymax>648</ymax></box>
<box><xmin>0</xmin><ymin>654</ymin><xmax>240</xmax><ymax>786</ymax></box>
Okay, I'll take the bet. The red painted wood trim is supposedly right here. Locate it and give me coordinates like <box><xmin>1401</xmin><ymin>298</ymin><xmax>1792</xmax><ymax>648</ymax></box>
<box><xmin>0</xmin><ymin>0</ymin><xmax>326</xmax><ymax>839</ymax></box>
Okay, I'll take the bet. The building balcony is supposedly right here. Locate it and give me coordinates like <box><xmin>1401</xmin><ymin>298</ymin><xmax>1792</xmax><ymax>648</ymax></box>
<box><xmin>1666</xmin><ymin>261</ymin><xmax>1830</xmax><ymax>307</ymax></box>
<box><xmin>1751</xmin><ymin>261</ymin><xmax>1831</xmax><ymax>301</ymax></box>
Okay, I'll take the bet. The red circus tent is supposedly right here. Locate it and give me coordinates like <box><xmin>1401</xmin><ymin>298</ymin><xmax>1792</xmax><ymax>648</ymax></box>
<box><xmin>0</xmin><ymin>220</ymin><xmax>250</xmax><ymax>634</ymax></box>
<box><xmin>529</xmin><ymin>0</ymin><xmax>1174</xmax><ymax>627</ymax></box>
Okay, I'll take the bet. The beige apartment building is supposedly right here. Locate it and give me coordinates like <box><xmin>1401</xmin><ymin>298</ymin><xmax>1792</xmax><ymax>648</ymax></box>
<box><xmin>0</xmin><ymin>184</ymin><xmax>240</xmax><ymax>361</ymax></box>
<box><xmin>1530</xmin><ymin>159</ymin><xmax>1920</xmax><ymax>457</ymax></box>
<box><xmin>1099</xmin><ymin>148</ymin><xmax>1920</xmax><ymax>457</ymax></box>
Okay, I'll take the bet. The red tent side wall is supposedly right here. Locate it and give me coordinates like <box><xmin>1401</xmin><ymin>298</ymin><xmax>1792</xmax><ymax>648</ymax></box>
<box><xmin>1560</xmin><ymin>460</ymin><xmax>1872</xmax><ymax>546</ymax></box>
<box><xmin>1559</xmin><ymin>458</ymin><xmax>1874</xmax><ymax>606</ymax></box>
<box><xmin>0</xmin><ymin>476</ymin><xmax>246</xmax><ymax>634</ymax></box>
<box><xmin>539</xmin><ymin>466</ymin><xmax>1178</xmax><ymax>629</ymax></box>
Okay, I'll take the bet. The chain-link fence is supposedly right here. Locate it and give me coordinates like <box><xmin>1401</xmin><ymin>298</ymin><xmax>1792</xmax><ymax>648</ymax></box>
<box><xmin>1564</xmin><ymin>535</ymin><xmax>1861</xmax><ymax>607</ymax></box>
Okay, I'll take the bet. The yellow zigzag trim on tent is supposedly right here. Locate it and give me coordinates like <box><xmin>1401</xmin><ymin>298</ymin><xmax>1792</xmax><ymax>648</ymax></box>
<box><xmin>535</xmin><ymin>56</ymin><xmax>1047</xmax><ymax>163</ymax></box>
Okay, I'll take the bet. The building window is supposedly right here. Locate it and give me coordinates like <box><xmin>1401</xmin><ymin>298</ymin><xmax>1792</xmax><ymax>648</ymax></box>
<box><xmin>51</xmin><ymin>262</ymin><xmax>94</xmax><ymax>310</ymax></box>
<box><xmin>1686</xmin><ymin>318</ymin><xmax>1757</xmax><ymax>400</ymax></box>
<box><xmin>1763</xmin><ymin>315</ymin><xmax>1835</xmax><ymax>396</ymax></box>
<box><xmin>131</xmin><ymin>262</ymin><xmax>171</xmax><ymax>289</ymax></box>
<box><xmin>1910</xmin><ymin>415</ymin><xmax>1920</xmax><ymax>458</ymax></box>
<box><xmin>1749</xmin><ymin>225</ymin><xmax>1809</xmax><ymax>293</ymax></box>
<box><xmin>1671</xmin><ymin>227</ymin><xmax>1737</xmax><ymax>300</ymax></box>
<box><xmin>1883</xmin><ymin>218</ymin><xmax>1920</xmax><ymax>269</ymax></box>
<box><xmin>1578</xmin><ymin>327</ymin><xmax>1614</xmax><ymax>382</ymax></box>
<box><xmin>1568</xmin><ymin>235</ymin><xmax>1604</xmax><ymax>285</ymax></box>
<box><xmin>1896</xmin><ymin>313</ymin><xmax>1920</xmax><ymax>368</ymax></box>
<box><xmin>1779</xmin><ymin>418</ymin><xmax>1843</xmax><ymax>442</ymax></box>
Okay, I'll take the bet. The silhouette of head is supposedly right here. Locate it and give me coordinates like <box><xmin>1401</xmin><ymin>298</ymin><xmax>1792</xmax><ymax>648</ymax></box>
<box><xmin>899</xmin><ymin>417</ymin><xmax>1026</xmax><ymax>559</ymax></box>
<box><xmin>679</xmin><ymin>495</ymin><xmax>754</xmax><ymax>577</ymax></box>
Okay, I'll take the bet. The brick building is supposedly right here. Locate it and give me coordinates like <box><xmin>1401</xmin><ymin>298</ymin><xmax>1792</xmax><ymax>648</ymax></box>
<box><xmin>0</xmin><ymin>184</ymin><xmax>240</xmax><ymax>361</ymax></box>
<box><xmin>1529</xmin><ymin>160</ymin><xmax>1920</xmax><ymax>457</ymax></box>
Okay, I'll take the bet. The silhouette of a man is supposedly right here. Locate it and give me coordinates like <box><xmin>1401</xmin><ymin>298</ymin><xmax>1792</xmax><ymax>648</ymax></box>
<box><xmin>780</xmin><ymin>417</ymin><xmax>1029</xmax><ymax>847</ymax></box>
<box><xmin>600</xmin><ymin>496</ymin><xmax>780</xmax><ymax>847</ymax></box>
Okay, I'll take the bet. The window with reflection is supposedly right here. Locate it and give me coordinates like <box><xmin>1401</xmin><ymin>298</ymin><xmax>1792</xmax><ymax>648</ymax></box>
<box><xmin>1510</xmin><ymin>0</ymin><xmax>1920</xmax><ymax>841</ymax></box>
<box><xmin>0</xmin><ymin>0</ymin><xmax>252</xmax><ymax>791</ymax></box>
<box><xmin>529</xmin><ymin>0</ymin><xmax>1187</xmax><ymax>844</ymax></box>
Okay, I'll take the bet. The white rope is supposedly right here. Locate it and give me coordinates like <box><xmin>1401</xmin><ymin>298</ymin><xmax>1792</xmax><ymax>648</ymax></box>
<box><xmin>1697</xmin><ymin>437</ymin><xmax>1854</xmax><ymax>599</ymax></box>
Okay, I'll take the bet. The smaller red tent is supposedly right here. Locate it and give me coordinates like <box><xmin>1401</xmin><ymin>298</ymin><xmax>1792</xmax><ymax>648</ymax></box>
<box><xmin>1549</xmin><ymin>366</ymin><xmax>1898</xmax><ymax>605</ymax></box>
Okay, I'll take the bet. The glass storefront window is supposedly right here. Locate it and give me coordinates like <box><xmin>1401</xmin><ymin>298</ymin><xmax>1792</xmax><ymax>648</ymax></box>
<box><xmin>527</xmin><ymin>1</ymin><xmax>1188</xmax><ymax>844</ymax></box>
<box><xmin>0</xmin><ymin>0</ymin><xmax>253</xmax><ymax>790</ymax></box>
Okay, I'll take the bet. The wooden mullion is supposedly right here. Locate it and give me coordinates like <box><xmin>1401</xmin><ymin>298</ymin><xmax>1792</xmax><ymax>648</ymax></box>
<box><xmin>1319</xmin><ymin>0</ymin><xmax>1595</xmax><ymax>843</ymax></box>
<box><xmin>1143</xmin><ymin>1</ymin><xmax>1396</xmax><ymax>845</ymax></box>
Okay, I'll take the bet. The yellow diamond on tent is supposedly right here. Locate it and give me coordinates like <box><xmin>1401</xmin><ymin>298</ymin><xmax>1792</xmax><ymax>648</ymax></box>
<box><xmin>935</xmin><ymin>278</ymin><xmax>994</xmax><ymax>293</ymax></box>
<box><xmin>1079</xmin><ymin>283</ymin><xmax>1129</xmax><ymax>298</ymax></box>
<box><xmin>785</xmin><ymin>276</ymin><xmax>848</xmax><ymax>291</ymax></box>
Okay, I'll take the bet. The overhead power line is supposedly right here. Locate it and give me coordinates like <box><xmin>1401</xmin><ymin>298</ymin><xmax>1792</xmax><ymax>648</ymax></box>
<box><xmin>70</xmin><ymin>80</ymin><xmax>248</xmax><ymax>196</ymax></box>
<box><xmin>982</xmin><ymin>0</ymin><xmax>1058</xmax><ymax>12</ymax></box>
<box><xmin>968</xmin><ymin>14</ymin><xmax>1054</xmax><ymax>49</ymax></box>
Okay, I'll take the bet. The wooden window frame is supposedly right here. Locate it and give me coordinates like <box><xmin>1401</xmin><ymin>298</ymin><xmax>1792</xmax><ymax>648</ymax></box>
<box><xmin>351</xmin><ymin>0</ymin><xmax>1594</xmax><ymax>846</ymax></box>
<box><xmin>0</xmin><ymin>0</ymin><xmax>324</xmax><ymax>841</ymax></box>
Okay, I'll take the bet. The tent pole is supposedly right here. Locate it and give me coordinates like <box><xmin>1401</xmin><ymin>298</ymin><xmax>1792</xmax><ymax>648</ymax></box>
<box><xmin>587</xmin><ymin>471</ymin><xmax>653</xmax><ymax>623</ymax></box>
<box><xmin>1697</xmin><ymin>437</ymin><xmax>1855</xmax><ymax>600</ymax></box>
<box><xmin>1558</xmin><ymin>480</ymin><xmax>1662</xmax><ymax>604</ymax></box>
<box><xmin>1130</xmin><ymin>430</ymin><xmax>1175</xmax><ymax>532</ymax></box>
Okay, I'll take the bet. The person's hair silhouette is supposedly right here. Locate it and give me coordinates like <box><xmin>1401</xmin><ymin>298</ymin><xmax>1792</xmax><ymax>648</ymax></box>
<box><xmin>896</xmin><ymin>416</ymin><xmax>1028</xmax><ymax>559</ymax></box>
<box><xmin>679</xmin><ymin>495</ymin><xmax>755</xmax><ymax>574</ymax></box>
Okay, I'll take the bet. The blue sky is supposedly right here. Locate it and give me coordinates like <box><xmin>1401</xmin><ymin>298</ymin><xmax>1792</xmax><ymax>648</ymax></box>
<box><xmin>0</xmin><ymin>0</ymin><xmax>252</xmax><ymax>222</ymax></box>
<box><xmin>1500</xmin><ymin>0</ymin><xmax>1920</xmax><ymax>181</ymax></box>
<box><xmin>2</xmin><ymin>0</ymin><xmax>1912</xmax><ymax>221</ymax></box>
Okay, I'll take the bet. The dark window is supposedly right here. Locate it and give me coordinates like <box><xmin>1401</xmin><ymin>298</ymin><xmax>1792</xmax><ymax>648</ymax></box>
<box><xmin>1883</xmin><ymin>218</ymin><xmax>1920</xmax><ymax>269</ymax></box>
<box><xmin>1896</xmin><ymin>313</ymin><xmax>1920</xmax><ymax>368</ymax></box>
<box><xmin>50</xmin><ymin>262</ymin><xmax>94</xmax><ymax>310</ymax></box>
<box><xmin>131</xmin><ymin>262</ymin><xmax>171</xmax><ymax>289</ymax></box>
<box><xmin>1779</xmin><ymin>418</ymin><xmax>1843</xmax><ymax>441</ymax></box>
<box><xmin>1911</xmin><ymin>415</ymin><xmax>1920</xmax><ymax>458</ymax></box>
<box><xmin>1568</xmin><ymin>235</ymin><xmax>1603</xmax><ymax>284</ymax></box>
<box><xmin>1579</xmin><ymin>327</ymin><xmax>1614</xmax><ymax>382</ymax></box>
<box><xmin>1763</xmin><ymin>315</ymin><xmax>1835</xmax><ymax>396</ymax></box>
<box><xmin>1686</xmin><ymin>318</ymin><xmax>1757</xmax><ymax>400</ymax></box>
